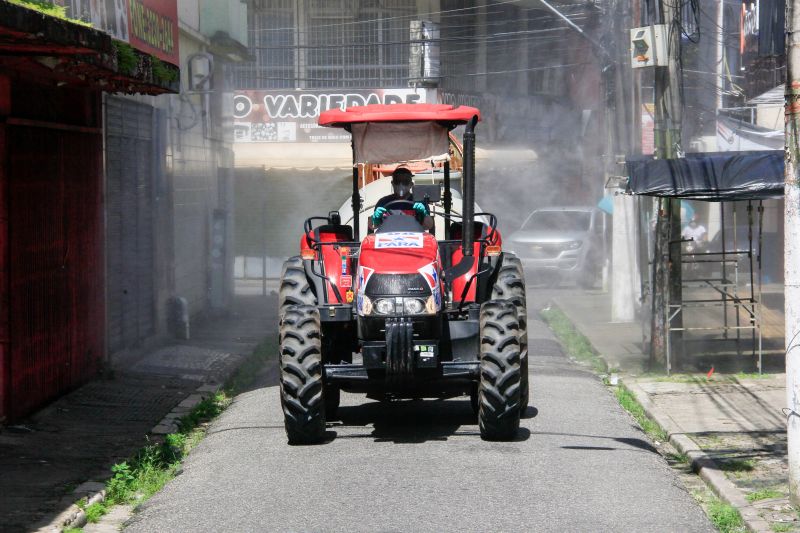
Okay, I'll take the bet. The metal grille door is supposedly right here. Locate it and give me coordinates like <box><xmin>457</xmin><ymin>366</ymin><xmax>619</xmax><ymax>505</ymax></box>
<box><xmin>8</xmin><ymin>125</ymin><xmax>104</xmax><ymax>419</ymax></box>
<box><xmin>105</xmin><ymin>97</ymin><xmax>156</xmax><ymax>354</ymax></box>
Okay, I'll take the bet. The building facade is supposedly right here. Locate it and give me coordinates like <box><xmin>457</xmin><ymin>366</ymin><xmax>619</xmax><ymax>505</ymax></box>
<box><xmin>231</xmin><ymin>0</ymin><xmax>603</xmax><ymax>274</ymax></box>
<box><xmin>65</xmin><ymin>0</ymin><xmax>248</xmax><ymax>359</ymax></box>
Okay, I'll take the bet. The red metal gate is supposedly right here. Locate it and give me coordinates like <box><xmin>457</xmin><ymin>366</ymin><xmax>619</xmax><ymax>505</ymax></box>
<box><xmin>5</xmin><ymin>119</ymin><xmax>104</xmax><ymax>420</ymax></box>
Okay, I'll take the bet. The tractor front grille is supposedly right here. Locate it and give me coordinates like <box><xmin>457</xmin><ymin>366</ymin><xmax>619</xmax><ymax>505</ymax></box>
<box><xmin>385</xmin><ymin>317</ymin><xmax>414</xmax><ymax>380</ymax></box>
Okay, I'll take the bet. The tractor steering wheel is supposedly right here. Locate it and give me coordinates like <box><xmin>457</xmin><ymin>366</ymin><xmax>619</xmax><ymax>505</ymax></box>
<box><xmin>381</xmin><ymin>199</ymin><xmax>416</xmax><ymax>213</ymax></box>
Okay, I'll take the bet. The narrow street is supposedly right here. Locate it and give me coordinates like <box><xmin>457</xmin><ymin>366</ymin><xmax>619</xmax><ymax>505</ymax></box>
<box><xmin>126</xmin><ymin>289</ymin><xmax>714</xmax><ymax>533</ymax></box>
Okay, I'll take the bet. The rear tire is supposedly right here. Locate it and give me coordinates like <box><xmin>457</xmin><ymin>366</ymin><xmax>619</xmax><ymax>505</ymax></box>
<box><xmin>279</xmin><ymin>305</ymin><xmax>326</xmax><ymax>444</ymax></box>
<box><xmin>478</xmin><ymin>300</ymin><xmax>522</xmax><ymax>441</ymax></box>
<box><xmin>492</xmin><ymin>253</ymin><xmax>529</xmax><ymax>410</ymax></box>
<box><xmin>279</xmin><ymin>256</ymin><xmax>316</xmax><ymax>318</ymax></box>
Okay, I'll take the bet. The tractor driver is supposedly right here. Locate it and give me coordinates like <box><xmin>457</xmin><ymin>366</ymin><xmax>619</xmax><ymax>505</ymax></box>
<box><xmin>369</xmin><ymin>167</ymin><xmax>434</xmax><ymax>231</ymax></box>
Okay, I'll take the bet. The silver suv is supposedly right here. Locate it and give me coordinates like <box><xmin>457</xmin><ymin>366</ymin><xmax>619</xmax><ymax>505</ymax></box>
<box><xmin>505</xmin><ymin>206</ymin><xmax>604</xmax><ymax>288</ymax></box>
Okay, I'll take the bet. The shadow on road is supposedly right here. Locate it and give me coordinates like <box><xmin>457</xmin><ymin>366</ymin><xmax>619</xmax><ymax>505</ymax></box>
<box><xmin>532</xmin><ymin>431</ymin><xmax>660</xmax><ymax>455</ymax></box>
<box><xmin>329</xmin><ymin>398</ymin><xmax>534</xmax><ymax>444</ymax></box>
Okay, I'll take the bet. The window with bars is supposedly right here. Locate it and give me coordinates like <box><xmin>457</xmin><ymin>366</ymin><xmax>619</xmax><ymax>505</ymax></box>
<box><xmin>232</xmin><ymin>0</ymin><xmax>415</xmax><ymax>89</ymax></box>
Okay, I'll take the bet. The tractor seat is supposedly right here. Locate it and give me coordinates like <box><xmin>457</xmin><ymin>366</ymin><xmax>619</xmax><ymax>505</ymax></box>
<box><xmin>313</xmin><ymin>224</ymin><xmax>353</xmax><ymax>242</ymax></box>
<box><xmin>450</xmin><ymin>221</ymin><xmax>489</xmax><ymax>240</ymax></box>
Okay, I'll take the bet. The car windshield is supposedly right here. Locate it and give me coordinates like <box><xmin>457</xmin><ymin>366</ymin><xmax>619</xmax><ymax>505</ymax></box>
<box><xmin>522</xmin><ymin>211</ymin><xmax>591</xmax><ymax>232</ymax></box>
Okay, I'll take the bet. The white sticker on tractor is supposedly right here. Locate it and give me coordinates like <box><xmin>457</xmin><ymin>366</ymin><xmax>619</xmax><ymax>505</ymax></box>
<box><xmin>374</xmin><ymin>232</ymin><xmax>424</xmax><ymax>249</ymax></box>
<box><xmin>417</xmin><ymin>263</ymin><xmax>439</xmax><ymax>290</ymax></box>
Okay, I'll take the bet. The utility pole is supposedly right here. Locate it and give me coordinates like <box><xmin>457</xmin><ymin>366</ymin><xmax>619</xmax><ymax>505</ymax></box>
<box><xmin>650</xmin><ymin>0</ymin><xmax>683</xmax><ymax>369</ymax></box>
<box><xmin>785</xmin><ymin>0</ymin><xmax>800</xmax><ymax>505</ymax></box>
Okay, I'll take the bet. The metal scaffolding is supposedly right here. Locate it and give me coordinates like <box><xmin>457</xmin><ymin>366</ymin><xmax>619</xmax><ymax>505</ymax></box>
<box><xmin>639</xmin><ymin>199</ymin><xmax>765</xmax><ymax>374</ymax></box>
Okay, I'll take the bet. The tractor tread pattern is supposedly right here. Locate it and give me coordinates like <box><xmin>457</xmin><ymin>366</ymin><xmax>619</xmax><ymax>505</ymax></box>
<box><xmin>478</xmin><ymin>300</ymin><xmax>522</xmax><ymax>441</ymax></box>
<box><xmin>279</xmin><ymin>256</ymin><xmax>316</xmax><ymax>318</ymax></box>
<box><xmin>279</xmin><ymin>305</ymin><xmax>326</xmax><ymax>444</ymax></box>
<box><xmin>491</xmin><ymin>253</ymin><xmax>529</xmax><ymax>410</ymax></box>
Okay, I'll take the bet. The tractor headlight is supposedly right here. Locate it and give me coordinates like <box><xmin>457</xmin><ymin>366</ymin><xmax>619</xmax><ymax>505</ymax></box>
<box><xmin>425</xmin><ymin>295</ymin><xmax>438</xmax><ymax>314</ymax></box>
<box><xmin>374</xmin><ymin>298</ymin><xmax>396</xmax><ymax>315</ymax></box>
<box><xmin>361</xmin><ymin>295</ymin><xmax>373</xmax><ymax>315</ymax></box>
<box><xmin>364</xmin><ymin>296</ymin><xmax>437</xmax><ymax>316</ymax></box>
<box><xmin>403</xmin><ymin>298</ymin><xmax>426</xmax><ymax>315</ymax></box>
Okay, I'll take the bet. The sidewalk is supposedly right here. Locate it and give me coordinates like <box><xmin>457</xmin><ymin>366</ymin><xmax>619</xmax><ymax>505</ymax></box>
<box><xmin>0</xmin><ymin>289</ymin><xmax>278</xmax><ymax>533</ymax></box>
<box><xmin>549</xmin><ymin>288</ymin><xmax>795</xmax><ymax>532</ymax></box>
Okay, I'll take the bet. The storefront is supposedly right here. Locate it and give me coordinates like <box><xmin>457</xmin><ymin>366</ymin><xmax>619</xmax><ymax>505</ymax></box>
<box><xmin>0</xmin><ymin>3</ymin><xmax>178</xmax><ymax>421</ymax></box>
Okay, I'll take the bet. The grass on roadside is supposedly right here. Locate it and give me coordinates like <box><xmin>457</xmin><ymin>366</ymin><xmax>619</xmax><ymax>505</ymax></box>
<box><xmin>707</xmin><ymin>498</ymin><xmax>747</xmax><ymax>533</ymax></box>
<box><xmin>613</xmin><ymin>384</ymin><xmax>669</xmax><ymax>442</ymax></box>
<box><xmin>538</xmin><ymin>305</ymin><xmax>666</xmax><ymax>442</ymax></box>
<box><xmin>746</xmin><ymin>488</ymin><xmax>784</xmax><ymax>502</ymax></box>
<box><xmin>539</xmin><ymin>306</ymin><xmax>607</xmax><ymax>374</ymax></box>
<box><xmin>84</xmin><ymin>334</ymin><xmax>278</xmax><ymax>524</ymax></box>
<box><xmin>772</xmin><ymin>523</ymin><xmax>793</xmax><ymax>532</ymax></box>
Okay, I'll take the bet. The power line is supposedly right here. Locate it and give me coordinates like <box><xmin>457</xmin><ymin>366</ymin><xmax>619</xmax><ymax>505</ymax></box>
<box><xmin>250</xmin><ymin>0</ymin><xmax>524</xmax><ymax>33</ymax></box>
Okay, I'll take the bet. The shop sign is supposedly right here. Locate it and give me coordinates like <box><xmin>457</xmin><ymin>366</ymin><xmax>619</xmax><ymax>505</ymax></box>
<box><xmin>233</xmin><ymin>89</ymin><xmax>429</xmax><ymax>143</ymax></box>
<box><xmin>127</xmin><ymin>0</ymin><xmax>179</xmax><ymax>66</ymax></box>
<box><xmin>84</xmin><ymin>0</ymin><xmax>179</xmax><ymax>66</ymax></box>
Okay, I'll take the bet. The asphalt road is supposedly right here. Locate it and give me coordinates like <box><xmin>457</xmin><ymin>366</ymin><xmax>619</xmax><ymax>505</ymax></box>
<box><xmin>127</xmin><ymin>292</ymin><xmax>714</xmax><ymax>533</ymax></box>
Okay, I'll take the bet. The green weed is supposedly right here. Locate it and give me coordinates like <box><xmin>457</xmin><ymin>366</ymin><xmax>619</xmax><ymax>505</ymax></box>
<box><xmin>151</xmin><ymin>58</ymin><xmax>178</xmax><ymax>83</ymax></box>
<box><xmin>63</xmin><ymin>528</ymin><xmax>84</xmax><ymax>533</ymax></box>
<box><xmin>76</xmin><ymin>333</ymin><xmax>277</xmax><ymax>527</ymax></box>
<box><xmin>84</xmin><ymin>501</ymin><xmax>108</xmax><ymax>523</ymax></box>
<box><xmin>733</xmin><ymin>371</ymin><xmax>772</xmax><ymax>380</ymax></box>
<box><xmin>177</xmin><ymin>393</ymin><xmax>229</xmax><ymax>433</ymax></box>
<box><xmin>85</xmin><ymin>333</ymin><xmax>276</xmax><ymax>525</ymax></box>
<box><xmin>112</xmin><ymin>41</ymin><xmax>138</xmax><ymax>74</ymax></box>
<box><xmin>7</xmin><ymin>0</ymin><xmax>91</xmax><ymax>26</ymax></box>
<box><xmin>771</xmin><ymin>523</ymin><xmax>793</xmax><ymax>532</ymax></box>
<box><xmin>666</xmin><ymin>451</ymin><xmax>690</xmax><ymax>464</ymax></box>
<box><xmin>707</xmin><ymin>498</ymin><xmax>746</xmax><ymax>533</ymax></box>
<box><xmin>746</xmin><ymin>488</ymin><xmax>783</xmax><ymax>502</ymax></box>
<box><xmin>540</xmin><ymin>307</ymin><xmax>607</xmax><ymax>373</ymax></box>
<box><xmin>613</xmin><ymin>384</ymin><xmax>669</xmax><ymax>442</ymax></box>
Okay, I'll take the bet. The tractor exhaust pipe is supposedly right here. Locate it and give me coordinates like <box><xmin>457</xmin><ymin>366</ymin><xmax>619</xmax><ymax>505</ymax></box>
<box><xmin>461</xmin><ymin>115</ymin><xmax>478</xmax><ymax>257</ymax></box>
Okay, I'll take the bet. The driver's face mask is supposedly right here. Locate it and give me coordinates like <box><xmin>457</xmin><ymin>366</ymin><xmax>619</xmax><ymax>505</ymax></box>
<box><xmin>393</xmin><ymin>180</ymin><xmax>412</xmax><ymax>199</ymax></box>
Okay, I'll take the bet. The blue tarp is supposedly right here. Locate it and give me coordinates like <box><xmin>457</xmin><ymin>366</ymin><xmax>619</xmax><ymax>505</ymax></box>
<box><xmin>626</xmin><ymin>150</ymin><xmax>784</xmax><ymax>201</ymax></box>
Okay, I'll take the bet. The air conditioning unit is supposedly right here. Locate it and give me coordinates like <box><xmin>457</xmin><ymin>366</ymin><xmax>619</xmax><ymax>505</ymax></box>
<box><xmin>630</xmin><ymin>25</ymin><xmax>668</xmax><ymax>68</ymax></box>
<box><xmin>188</xmin><ymin>53</ymin><xmax>214</xmax><ymax>92</ymax></box>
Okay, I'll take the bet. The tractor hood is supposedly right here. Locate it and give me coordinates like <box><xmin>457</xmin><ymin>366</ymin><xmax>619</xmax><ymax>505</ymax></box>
<box><xmin>359</xmin><ymin>231</ymin><xmax>439</xmax><ymax>274</ymax></box>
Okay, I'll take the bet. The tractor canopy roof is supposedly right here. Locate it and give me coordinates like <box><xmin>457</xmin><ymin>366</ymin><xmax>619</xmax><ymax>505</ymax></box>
<box><xmin>318</xmin><ymin>104</ymin><xmax>481</xmax><ymax>165</ymax></box>
<box><xmin>318</xmin><ymin>104</ymin><xmax>481</xmax><ymax>128</ymax></box>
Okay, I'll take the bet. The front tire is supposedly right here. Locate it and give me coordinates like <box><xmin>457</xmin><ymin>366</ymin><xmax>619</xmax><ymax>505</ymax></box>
<box><xmin>492</xmin><ymin>253</ymin><xmax>529</xmax><ymax>410</ymax></box>
<box><xmin>478</xmin><ymin>300</ymin><xmax>522</xmax><ymax>441</ymax></box>
<box><xmin>279</xmin><ymin>305</ymin><xmax>326</xmax><ymax>444</ymax></box>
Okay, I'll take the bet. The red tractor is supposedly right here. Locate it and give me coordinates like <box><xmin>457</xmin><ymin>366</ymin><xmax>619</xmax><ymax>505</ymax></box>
<box><xmin>278</xmin><ymin>104</ymin><xmax>527</xmax><ymax>443</ymax></box>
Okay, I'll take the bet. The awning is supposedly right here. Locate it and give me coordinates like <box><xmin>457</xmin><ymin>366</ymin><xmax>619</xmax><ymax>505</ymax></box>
<box><xmin>319</xmin><ymin>103</ymin><xmax>480</xmax><ymax>128</ymax></box>
<box><xmin>626</xmin><ymin>151</ymin><xmax>784</xmax><ymax>201</ymax></box>
<box><xmin>0</xmin><ymin>2</ymin><xmax>178</xmax><ymax>95</ymax></box>
<box><xmin>233</xmin><ymin>143</ymin><xmax>537</xmax><ymax>171</ymax></box>
<box><xmin>234</xmin><ymin>142</ymin><xmax>354</xmax><ymax>170</ymax></box>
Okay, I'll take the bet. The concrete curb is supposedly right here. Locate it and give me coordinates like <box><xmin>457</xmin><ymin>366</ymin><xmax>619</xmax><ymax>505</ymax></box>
<box><xmin>623</xmin><ymin>379</ymin><xmax>771</xmax><ymax>533</ymax></box>
<box><xmin>542</xmin><ymin>300</ymin><xmax>771</xmax><ymax>532</ymax></box>
<box><xmin>31</xmin><ymin>481</ymin><xmax>106</xmax><ymax>532</ymax></box>
<box><xmin>35</xmin><ymin>382</ymin><xmax>224</xmax><ymax>532</ymax></box>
